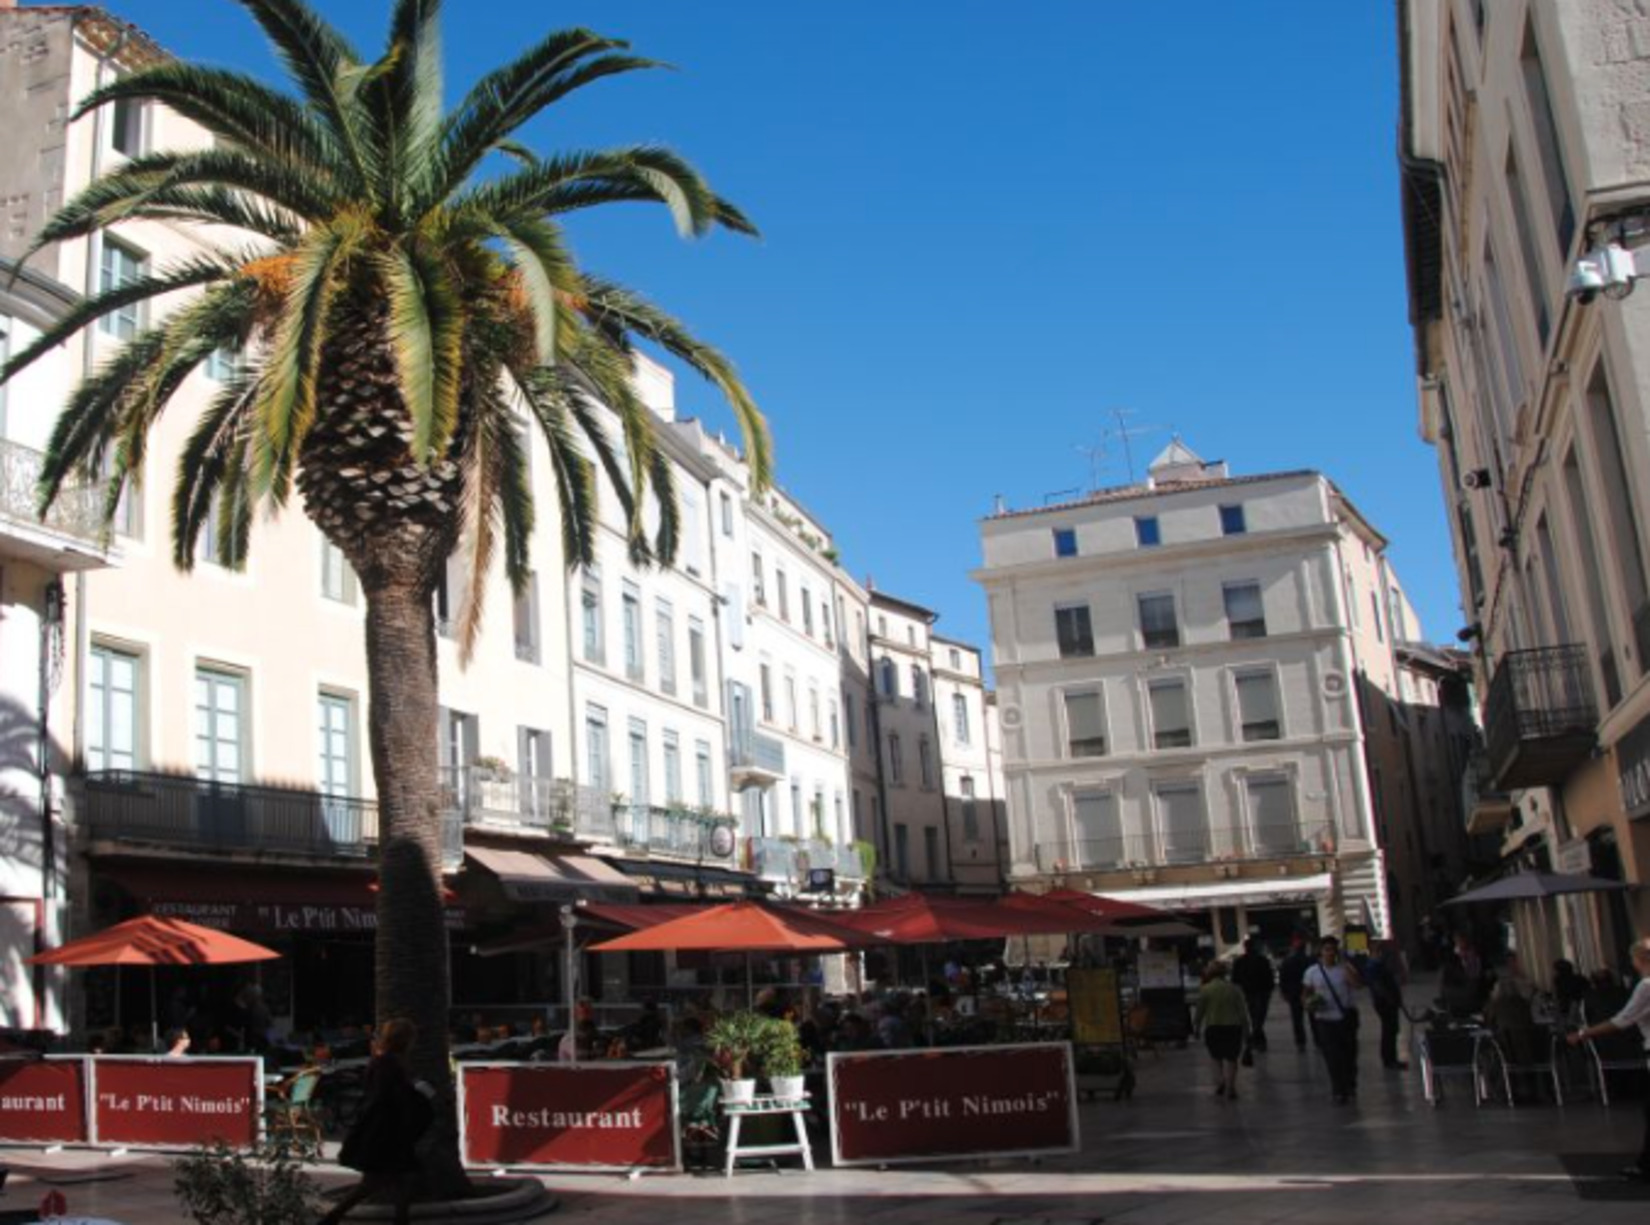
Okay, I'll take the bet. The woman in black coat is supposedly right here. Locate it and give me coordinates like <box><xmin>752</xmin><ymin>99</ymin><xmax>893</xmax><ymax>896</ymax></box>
<box><xmin>322</xmin><ymin>1019</ymin><xmax>433</xmax><ymax>1225</ymax></box>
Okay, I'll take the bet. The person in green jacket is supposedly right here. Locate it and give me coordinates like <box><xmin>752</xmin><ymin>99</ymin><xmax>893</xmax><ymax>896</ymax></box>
<box><xmin>1195</xmin><ymin>960</ymin><xmax>1251</xmax><ymax>1100</ymax></box>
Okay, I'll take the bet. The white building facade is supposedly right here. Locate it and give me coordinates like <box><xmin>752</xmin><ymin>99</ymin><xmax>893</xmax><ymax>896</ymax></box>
<box><xmin>976</xmin><ymin>443</ymin><xmax>1453</xmax><ymax>949</ymax></box>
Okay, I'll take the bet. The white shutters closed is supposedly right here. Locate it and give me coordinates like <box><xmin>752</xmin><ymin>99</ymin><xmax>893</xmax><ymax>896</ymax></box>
<box><xmin>1072</xmin><ymin>790</ymin><xmax>1121</xmax><ymax>867</ymax></box>
<box><xmin>1155</xmin><ymin>781</ymin><xmax>1206</xmax><ymax>864</ymax></box>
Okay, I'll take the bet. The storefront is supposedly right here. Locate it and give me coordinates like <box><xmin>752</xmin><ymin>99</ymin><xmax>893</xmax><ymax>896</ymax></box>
<box><xmin>1099</xmin><ymin>873</ymin><xmax>1333</xmax><ymax>956</ymax></box>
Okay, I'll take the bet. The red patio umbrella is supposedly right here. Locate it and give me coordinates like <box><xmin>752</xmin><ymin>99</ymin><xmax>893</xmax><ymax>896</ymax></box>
<box><xmin>833</xmin><ymin>893</ymin><xmax>1053</xmax><ymax>943</ymax></box>
<box><xmin>589</xmin><ymin>901</ymin><xmax>870</xmax><ymax>1006</ymax></box>
<box><xmin>995</xmin><ymin>892</ymin><xmax>1126</xmax><ymax>934</ymax></box>
<box><xmin>30</xmin><ymin>916</ymin><xmax>279</xmax><ymax>1050</ymax></box>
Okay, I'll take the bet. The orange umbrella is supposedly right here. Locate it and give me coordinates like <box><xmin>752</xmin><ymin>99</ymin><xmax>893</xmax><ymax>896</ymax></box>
<box><xmin>833</xmin><ymin>893</ymin><xmax>1054</xmax><ymax>944</ymax></box>
<box><xmin>30</xmin><ymin>916</ymin><xmax>279</xmax><ymax>1050</ymax></box>
<box><xmin>996</xmin><ymin>892</ymin><xmax>1126</xmax><ymax>934</ymax></box>
<box><xmin>1030</xmin><ymin>888</ymin><xmax>1168</xmax><ymax>922</ymax></box>
<box><xmin>590</xmin><ymin>901</ymin><xmax>869</xmax><ymax>1006</ymax></box>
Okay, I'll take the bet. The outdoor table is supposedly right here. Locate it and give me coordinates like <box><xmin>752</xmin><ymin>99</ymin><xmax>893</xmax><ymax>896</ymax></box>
<box><xmin>720</xmin><ymin>1092</ymin><xmax>814</xmax><ymax>1177</ymax></box>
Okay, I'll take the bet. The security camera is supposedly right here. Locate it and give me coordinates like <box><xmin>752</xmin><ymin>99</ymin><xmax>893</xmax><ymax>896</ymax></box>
<box><xmin>1461</xmin><ymin>468</ymin><xmax>1493</xmax><ymax>491</ymax></box>
<box><xmin>1569</xmin><ymin>244</ymin><xmax>1638</xmax><ymax>303</ymax></box>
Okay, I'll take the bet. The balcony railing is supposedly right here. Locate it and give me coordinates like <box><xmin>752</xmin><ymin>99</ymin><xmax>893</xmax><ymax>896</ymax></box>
<box><xmin>1462</xmin><ymin>747</ymin><xmax>1513</xmax><ymax>835</ymax></box>
<box><xmin>1033</xmin><ymin>821</ymin><xmax>1336</xmax><ymax>875</ymax></box>
<box><xmin>747</xmin><ymin>836</ymin><xmax>865</xmax><ymax>885</ymax></box>
<box><xmin>613</xmin><ymin>803</ymin><xmax>739</xmax><ymax>864</ymax></box>
<box><xmin>1483</xmin><ymin>646</ymin><xmax>1596</xmax><ymax>790</ymax></box>
<box><xmin>439</xmin><ymin>767</ymin><xmax>609</xmax><ymax>841</ymax></box>
<box><xmin>0</xmin><ymin>436</ymin><xmax>105</xmax><ymax>545</ymax></box>
<box><xmin>728</xmin><ymin>730</ymin><xmax>786</xmax><ymax>789</ymax></box>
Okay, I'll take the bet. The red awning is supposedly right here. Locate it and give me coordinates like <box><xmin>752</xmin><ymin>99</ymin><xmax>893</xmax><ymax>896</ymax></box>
<box><xmin>577</xmin><ymin>902</ymin><xmax>706</xmax><ymax>931</ymax></box>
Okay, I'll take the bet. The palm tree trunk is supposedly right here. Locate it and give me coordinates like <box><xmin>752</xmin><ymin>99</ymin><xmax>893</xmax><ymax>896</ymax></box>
<box><xmin>361</xmin><ymin>574</ymin><xmax>470</xmax><ymax>1198</ymax></box>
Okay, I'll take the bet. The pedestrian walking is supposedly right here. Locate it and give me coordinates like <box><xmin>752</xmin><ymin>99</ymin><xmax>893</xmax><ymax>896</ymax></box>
<box><xmin>1363</xmin><ymin>941</ymin><xmax>1408</xmax><ymax>1070</ymax></box>
<box><xmin>1567</xmin><ymin>937</ymin><xmax>1650</xmax><ymax>1183</ymax></box>
<box><xmin>1195</xmin><ymin>960</ymin><xmax>1249</xmax><ymax>1100</ymax></box>
<box><xmin>1303</xmin><ymin>936</ymin><xmax>1363</xmax><ymax>1104</ymax></box>
<box><xmin>323</xmin><ymin>1019</ymin><xmax>434</xmax><ymax>1225</ymax></box>
<box><xmin>1279</xmin><ymin>936</ymin><xmax>1312</xmax><ymax>1051</ymax></box>
<box><xmin>1231</xmin><ymin>937</ymin><xmax>1276</xmax><ymax>1056</ymax></box>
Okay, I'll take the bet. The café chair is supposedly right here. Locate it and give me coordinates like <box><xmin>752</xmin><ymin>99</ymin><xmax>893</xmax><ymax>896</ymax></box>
<box><xmin>264</xmin><ymin>1067</ymin><xmax>325</xmax><ymax>1157</ymax></box>
<box><xmin>1578</xmin><ymin>1028</ymin><xmax>1650</xmax><ymax>1106</ymax></box>
<box><xmin>1418</xmin><ymin>1023</ymin><xmax>1508</xmax><ymax>1107</ymax></box>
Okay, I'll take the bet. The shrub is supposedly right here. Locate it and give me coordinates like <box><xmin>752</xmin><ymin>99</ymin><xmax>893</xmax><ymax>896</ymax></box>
<box><xmin>173</xmin><ymin>1136</ymin><xmax>323</xmax><ymax>1225</ymax></box>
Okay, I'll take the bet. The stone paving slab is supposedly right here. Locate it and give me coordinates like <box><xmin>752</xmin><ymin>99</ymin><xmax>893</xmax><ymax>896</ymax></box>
<box><xmin>1</xmin><ymin>1017</ymin><xmax>1645</xmax><ymax>1223</ymax></box>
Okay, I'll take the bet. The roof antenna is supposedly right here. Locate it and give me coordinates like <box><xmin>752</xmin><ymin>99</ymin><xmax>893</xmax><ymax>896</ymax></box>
<box><xmin>1102</xmin><ymin>408</ymin><xmax>1163</xmax><ymax>483</ymax></box>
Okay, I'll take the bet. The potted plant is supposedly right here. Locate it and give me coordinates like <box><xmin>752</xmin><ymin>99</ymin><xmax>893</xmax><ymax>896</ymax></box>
<box><xmin>707</xmin><ymin>1011</ymin><xmax>766</xmax><ymax>1105</ymax></box>
<box><xmin>758</xmin><ymin>1017</ymin><xmax>807</xmax><ymax>1101</ymax></box>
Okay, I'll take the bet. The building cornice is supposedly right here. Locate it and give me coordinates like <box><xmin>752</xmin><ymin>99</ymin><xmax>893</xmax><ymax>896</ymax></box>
<box><xmin>992</xmin><ymin>627</ymin><xmax>1347</xmax><ymax>678</ymax></box>
<box><xmin>1000</xmin><ymin>730</ymin><xmax>1365</xmax><ymax>777</ymax></box>
<box><xmin>971</xmin><ymin>522</ymin><xmax>1340</xmax><ymax>586</ymax></box>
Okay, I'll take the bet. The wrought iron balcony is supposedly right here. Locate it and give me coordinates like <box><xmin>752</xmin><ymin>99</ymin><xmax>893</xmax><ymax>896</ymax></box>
<box><xmin>439</xmin><ymin>767</ymin><xmax>608</xmax><ymax>841</ymax></box>
<box><xmin>83</xmin><ymin>770</ymin><xmax>460</xmax><ymax>869</ymax></box>
<box><xmin>1483</xmin><ymin>646</ymin><xmax>1596</xmax><ymax>791</ymax></box>
<box><xmin>0</xmin><ymin>436</ymin><xmax>108</xmax><ymax>562</ymax></box>
<box><xmin>747</xmin><ymin>836</ymin><xmax>867</xmax><ymax>886</ymax></box>
<box><xmin>728</xmin><ymin>730</ymin><xmax>785</xmax><ymax>790</ymax></box>
<box><xmin>1033</xmin><ymin>821</ymin><xmax>1336</xmax><ymax>875</ymax></box>
<box><xmin>613</xmin><ymin>803</ymin><xmax>739</xmax><ymax>864</ymax></box>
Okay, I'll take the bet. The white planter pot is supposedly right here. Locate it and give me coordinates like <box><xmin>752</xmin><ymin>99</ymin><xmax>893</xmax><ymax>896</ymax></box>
<box><xmin>721</xmin><ymin>1078</ymin><xmax>757</xmax><ymax>1105</ymax></box>
<box><xmin>768</xmin><ymin>1074</ymin><xmax>806</xmax><ymax>1101</ymax></box>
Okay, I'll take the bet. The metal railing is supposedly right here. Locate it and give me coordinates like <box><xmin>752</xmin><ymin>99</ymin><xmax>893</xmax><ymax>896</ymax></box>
<box><xmin>0</xmin><ymin>436</ymin><xmax>105</xmax><ymax>544</ymax></box>
<box><xmin>1484</xmin><ymin>645</ymin><xmax>1596</xmax><ymax>786</ymax></box>
<box><xmin>613</xmin><ymin>803</ymin><xmax>738</xmax><ymax>863</ymax></box>
<box><xmin>748</xmin><ymin>836</ymin><xmax>867</xmax><ymax>883</ymax></box>
<box><xmin>84</xmin><ymin>770</ymin><xmax>467</xmax><ymax>867</ymax></box>
<box><xmin>728</xmin><ymin>730</ymin><xmax>786</xmax><ymax>776</ymax></box>
<box><xmin>440</xmin><ymin>767</ymin><xmax>609</xmax><ymax>841</ymax></box>
<box><xmin>1033</xmin><ymin>821</ymin><xmax>1336</xmax><ymax>874</ymax></box>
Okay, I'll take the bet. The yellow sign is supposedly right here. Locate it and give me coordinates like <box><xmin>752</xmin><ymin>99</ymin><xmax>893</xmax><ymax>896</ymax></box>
<box><xmin>1343</xmin><ymin>930</ymin><xmax>1370</xmax><ymax>956</ymax></box>
<box><xmin>1068</xmin><ymin>968</ymin><xmax>1123</xmax><ymax>1046</ymax></box>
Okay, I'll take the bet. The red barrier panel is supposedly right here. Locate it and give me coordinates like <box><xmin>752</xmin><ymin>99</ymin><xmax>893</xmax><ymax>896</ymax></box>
<box><xmin>92</xmin><ymin>1057</ymin><xmax>262</xmax><ymax>1149</ymax></box>
<box><xmin>828</xmin><ymin>1042</ymin><xmax>1079</xmax><ymax>1167</ymax></box>
<box><xmin>459</xmin><ymin>1062</ymin><xmax>680</xmax><ymax>1171</ymax></box>
<box><xmin>0</xmin><ymin>1058</ymin><xmax>89</xmax><ymax>1145</ymax></box>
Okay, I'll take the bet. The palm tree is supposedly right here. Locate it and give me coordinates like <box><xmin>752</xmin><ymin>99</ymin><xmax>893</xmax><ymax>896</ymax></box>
<box><xmin>1</xmin><ymin>0</ymin><xmax>767</xmax><ymax>1192</ymax></box>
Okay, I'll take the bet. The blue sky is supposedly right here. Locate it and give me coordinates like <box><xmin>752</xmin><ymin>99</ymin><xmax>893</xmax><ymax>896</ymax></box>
<box><xmin>112</xmin><ymin>1</ymin><xmax>1461</xmax><ymax>653</ymax></box>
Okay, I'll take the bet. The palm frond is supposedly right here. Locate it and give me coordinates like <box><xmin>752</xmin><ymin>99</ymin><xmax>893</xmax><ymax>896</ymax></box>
<box><xmin>380</xmin><ymin>240</ymin><xmax>466</xmax><ymax>462</ymax></box>
<box><xmin>458</xmin><ymin>210</ymin><xmax>573</xmax><ymax>364</ymax></box>
<box><xmin>37</xmin><ymin>330</ymin><xmax>169</xmax><ymax>513</ymax></box>
<box><xmin>252</xmin><ymin>213</ymin><xmax>370</xmax><ymax>502</ymax></box>
<box><xmin>172</xmin><ymin>375</ymin><xmax>259</xmax><ymax>569</ymax></box>
<box><xmin>560</xmin><ymin>326</ymin><xmax>659</xmax><ymax>564</ymax></box>
<box><xmin>450</xmin><ymin>384</ymin><xmax>531</xmax><ymax>662</ymax></box>
<box><xmin>506</xmin><ymin>362</ymin><xmax>596</xmax><ymax>570</ymax></box>
<box><xmin>375</xmin><ymin>0</ymin><xmax>446</xmax><ymax>217</ymax></box>
<box><xmin>460</xmin><ymin>146</ymin><xmax>724</xmax><ymax>237</ymax></box>
<box><xmin>72</xmin><ymin>62</ymin><xmax>340</xmax><ymax>171</ymax></box>
<box><xmin>231</xmin><ymin>0</ymin><xmax>377</xmax><ymax>193</ymax></box>
<box><xmin>1</xmin><ymin>254</ymin><xmax>234</xmax><ymax>386</ymax></box>
<box><xmin>644</xmin><ymin>437</ymin><xmax>679</xmax><ymax>566</ymax></box>
<box><xmin>113</xmin><ymin>186</ymin><xmax>306</xmax><ymax>244</ymax></box>
<box><xmin>577</xmin><ymin>274</ymin><xmax>771</xmax><ymax>491</ymax></box>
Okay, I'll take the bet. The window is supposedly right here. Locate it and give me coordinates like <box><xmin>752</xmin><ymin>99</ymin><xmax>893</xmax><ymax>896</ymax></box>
<box><xmin>952</xmin><ymin>693</ymin><xmax>970</xmax><ymax>746</ymax></box>
<box><xmin>440</xmin><ymin>706</ymin><xmax>479</xmax><ymax>807</ymax></box>
<box><xmin>809</xmin><ymin>683</ymin><xmax>822</xmax><ymax>741</ymax></box>
<box><xmin>821</xmin><ymin>604</ymin><xmax>833</xmax><ymax>648</ymax></box>
<box><xmin>1072</xmin><ymin>790</ymin><xmax>1121</xmax><ymax>868</ymax></box>
<box><xmin>784</xmin><ymin>671</ymin><xmax>799</xmax><ymax>732</ymax></box>
<box><xmin>877</xmin><ymin>615</ymin><xmax>888</xmax><ymax>638</ymax></box>
<box><xmin>1370</xmin><ymin>591</ymin><xmax>1384</xmax><ymax>642</ymax></box>
<box><xmin>1585</xmin><ymin>366</ymin><xmax>1650</xmax><ymax>669</ymax></box>
<box><xmin>320</xmin><ymin>539</ymin><xmax>356</xmax><ymax>605</ymax></box>
<box><xmin>834</xmin><ymin>792</ymin><xmax>845</xmax><ymax>844</ymax></box>
<box><xmin>513</xmin><ymin>571</ymin><xmax>541</xmax><ymax>663</ymax></box>
<box><xmin>198</xmin><ymin>500</ymin><xmax>229</xmax><ymax>567</ymax></box>
<box><xmin>688</xmin><ymin>616</ymin><xmax>708</xmax><ymax>707</ymax></box>
<box><xmin>961</xmin><ymin>777</ymin><xmax>980</xmax><ymax>842</ymax></box>
<box><xmin>878</xmin><ymin>657</ymin><xmax>898</xmax><ymax>697</ymax></box>
<box><xmin>720</xmin><ymin>490</ymin><xmax>734</xmax><ymax>536</ymax></box>
<box><xmin>949</xmin><ymin>647</ymin><xmax>961</xmax><ymax>670</ymax></box>
<box><xmin>204</xmin><ymin>346</ymin><xmax>239</xmax><ymax>382</ymax></box>
<box><xmin>829</xmin><ymin>698</ymin><xmax>841</xmax><ymax>749</ymax></box>
<box><xmin>923</xmin><ymin>827</ymin><xmax>940</xmax><ymax>880</ymax></box>
<box><xmin>1055</xmin><ymin>604</ymin><xmax>1094</xmax><ymax>658</ymax></box>
<box><xmin>585</xmin><ymin>705</ymin><xmax>610</xmax><ymax>793</ymax></box>
<box><xmin>1063</xmin><ymin>690</ymin><xmax>1107</xmax><ymax>757</ymax></box>
<box><xmin>1235</xmin><ymin>670</ymin><xmax>1282</xmax><ymax>742</ymax></box>
<box><xmin>1505</xmin><ymin>143</ymin><xmax>1550</xmax><ymax>345</ymax></box>
<box><xmin>790</xmin><ymin>780</ymin><xmax>803</xmax><ymax>836</ymax></box>
<box><xmin>194</xmin><ymin>667</ymin><xmax>247</xmax><ymax>783</ymax></box>
<box><xmin>759</xmin><ymin>663</ymin><xmax>775</xmax><ymax>723</ymax></box>
<box><xmin>695</xmin><ymin>740</ymin><xmax>714</xmax><ymax>807</ymax></box>
<box><xmin>87</xmin><ymin>644</ymin><xmax>139</xmax><ymax>772</ymax></box>
<box><xmin>1138</xmin><ymin>592</ymin><xmax>1180</xmax><ymax>649</ymax></box>
<box><xmin>776</xmin><ymin>567</ymin><xmax>790</xmax><ymax>621</ymax></box>
<box><xmin>679</xmin><ymin>488</ymin><xmax>704</xmax><ymax>577</ymax></box>
<box><xmin>317</xmin><ymin>692</ymin><xmax>357</xmax><ymax>838</ymax></box>
<box><xmin>628</xmin><ymin>719</ymin><xmax>649</xmax><ymax>806</ymax></box>
<box><xmin>910</xmin><ymin>665</ymin><xmax>927</xmax><ymax>708</ymax></box>
<box><xmin>1154</xmin><ymin>781</ymin><xmax>1207</xmax><ymax>864</ymax></box>
<box><xmin>1148</xmin><ymin>677</ymin><xmax>1192</xmax><ymax>749</ymax></box>
<box><xmin>1134</xmin><ymin>515</ymin><xmax>1161</xmax><ymax>548</ymax></box>
<box><xmin>110</xmin><ymin>93</ymin><xmax>145</xmax><ymax>157</ymax></box>
<box><xmin>751</xmin><ymin>552</ymin><xmax>766</xmax><ymax>606</ymax></box>
<box><xmin>1521</xmin><ymin>18</ymin><xmax>1574</xmax><ymax>255</ymax></box>
<box><xmin>98</xmin><ymin>240</ymin><xmax>146</xmax><ymax>339</ymax></box>
<box><xmin>1248</xmin><ymin>775</ymin><xmax>1299</xmax><ymax>855</ymax></box>
<box><xmin>918</xmin><ymin>736</ymin><xmax>934</xmax><ymax>789</ymax></box>
<box><xmin>801</xmin><ymin>587</ymin><xmax>814</xmax><ymax>636</ymax></box>
<box><xmin>1219</xmin><ymin>504</ymin><xmax>1247</xmax><ymax>536</ymax></box>
<box><xmin>888</xmin><ymin>733</ymin><xmax>904</xmax><ymax>784</ymax></box>
<box><xmin>1563</xmin><ymin>447</ymin><xmax>1621</xmax><ymax>706</ymax></box>
<box><xmin>656</xmin><ymin>599</ymin><xmax>676</xmax><ymax>695</ymax></box>
<box><xmin>907</xmin><ymin>625</ymin><xmax>917</xmax><ymax>647</ymax></box>
<box><xmin>581</xmin><ymin>568</ymin><xmax>604</xmax><ymax>664</ymax></box>
<box><xmin>894</xmin><ymin>823</ymin><xmax>910</xmax><ymax>878</ymax></box>
<box><xmin>662</xmin><ymin>731</ymin><xmax>682</xmax><ymax>804</ymax></box>
<box><xmin>1053</xmin><ymin>527</ymin><xmax>1078</xmax><ymax>557</ymax></box>
<box><xmin>622</xmin><ymin>582</ymin><xmax>643</xmax><ymax>681</ymax></box>
<box><xmin>1223</xmin><ymin>582</ymin><xmax>1266</xmax><ymax>640</ymax></box>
